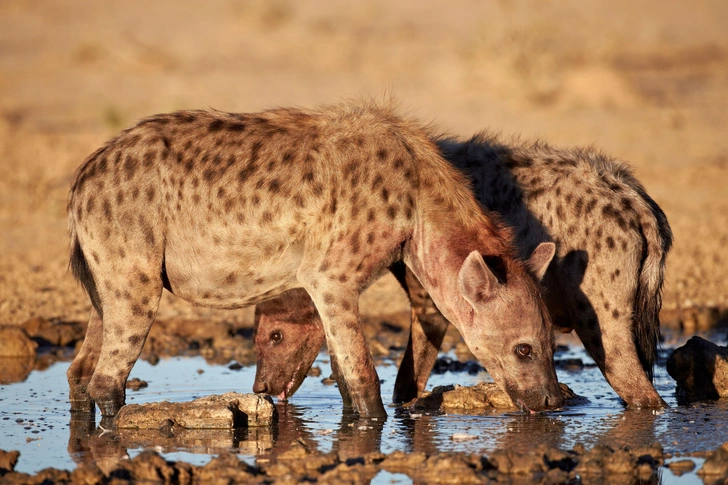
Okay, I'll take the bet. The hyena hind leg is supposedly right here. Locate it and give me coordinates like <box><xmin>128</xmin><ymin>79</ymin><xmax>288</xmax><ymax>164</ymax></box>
<box><xmin>85</xmin><ymin>282</ymin><xmax>163</xmax><ymax>417</ymax></box>
<box><xmin>67</xmin><ymin>309</ymin><xmax>103</xmax><ymax>413</ymax></box>
<box><xmin>574</xmin><ymin>298</ymin><xmax>666</xmax><ymax>408</ymax></box>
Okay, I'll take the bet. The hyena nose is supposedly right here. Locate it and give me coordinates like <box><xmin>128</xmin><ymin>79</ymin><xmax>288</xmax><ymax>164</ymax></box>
<box><xmin>546</xmin><ymin>391</ymin><xmax>566</xmax><ymax>409</ymax></box>
<box><xmin>253</xmin><ymin>381</ymin><xmax>269</xmax><ymax>394</ymax></box>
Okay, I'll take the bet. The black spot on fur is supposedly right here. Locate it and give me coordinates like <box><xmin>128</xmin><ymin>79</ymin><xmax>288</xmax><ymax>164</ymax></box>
<box><xmin>102</xmin><ymin>199</ymin><xmax>112</xmax><ymax>220</ymax></box>
<box><xmin>602</xmin><ymin>204</ymin><xmax>628</xmax><ymax>230</ymax></box>
<box><xmin>269</xmin><ymin>179</ymin><xmax>281</xmax><ymax>193</ymax></box>
<box><xmin>585</xmin><ymin>199</ymin><xmax>597</xmax><ymax>214</ymax></box>
<box><xmin>371</xmin><ymin>175</ymin><xmax>383</xmax><ymax>190</ymax></box>
<box><xmin>208</xmin><ymin>119</ymin><xmax>225</xmax><ymax>132</ymax></box>
<box><xmin>128</xmin><ymin>334</ymin><xmax>144</xmax><ymax>345</ymax></box>
<box><xmin>123</xmin><ymin>155</ymin><xmax>138</xmax><ymax>179</ymax></box>
<box><xmin>387</xmin><ymin>205</ymin><xmax>397</xmax><ymax>219</ymax></box>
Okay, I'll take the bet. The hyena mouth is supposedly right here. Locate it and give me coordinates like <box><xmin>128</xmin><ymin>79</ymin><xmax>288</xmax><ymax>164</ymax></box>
<box><xmin>516</xmin><ymin>399</ymin><xmax>539</xmax><ymax>415</ymax></box>
<box><xmin>278</xmin><ymin>362</ymin><xmax>305</xmax><ymax>401</ymax></box>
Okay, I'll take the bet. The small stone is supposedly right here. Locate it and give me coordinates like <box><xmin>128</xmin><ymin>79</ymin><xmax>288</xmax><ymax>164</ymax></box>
<box><xmin>126</xmin><ymin>377</ymin><xmax>148</xmax><ymax>391</ymax></box>
<box><xmin>667</xmin><ymin>459</ymin><xmax>696</xmax><ymax>475</ymax></box>
<box><xmin>451</xmin><ymin>433</ymin><xmax>476</xmax><ymax>441</ymax></box>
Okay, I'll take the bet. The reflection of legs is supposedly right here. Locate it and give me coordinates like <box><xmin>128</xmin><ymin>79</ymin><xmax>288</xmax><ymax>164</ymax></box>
<box><xmin>67</xmin><ymin>412</ymin><xmax>96</xmax><ymax>464</ymax></box>
<box><xmin>393</xmin><ymin>267</ymin><xmax>449</xmax><ymax>403</ymax></box>
<box><xmin>335</xmin><ymin>414</ymin><xmax>384</xmax><ymax>461</ymax></box>
<box><xmin>67</xmin><ymin>310</ymin><xmax>103</xmax><ymax>413</ymax></box>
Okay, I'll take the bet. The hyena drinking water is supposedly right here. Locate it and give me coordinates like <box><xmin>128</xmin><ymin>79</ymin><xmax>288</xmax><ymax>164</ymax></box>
<box><xmin>254</xmin><ymin>132</ymin><xmax>672</xmax><ymax>408</ymax></box>
<box><xmin>67</xmin><ymin>101</ymin><xmax>563</xmax><ymax>418</ymax></box>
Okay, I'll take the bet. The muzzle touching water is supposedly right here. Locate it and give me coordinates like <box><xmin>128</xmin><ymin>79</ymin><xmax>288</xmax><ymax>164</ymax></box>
<box><xmin>510</xmin><ymin>385</ymin><xmax>565</xmax><ymax>413</ymax></box>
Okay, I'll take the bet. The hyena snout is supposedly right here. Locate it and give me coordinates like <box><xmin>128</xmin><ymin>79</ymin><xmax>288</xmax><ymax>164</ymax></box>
<box><xmin>252</xmin><ymin>378</ymin><xmax>270</xmax><ymax>395</ymax></box>
<box><xmin>509</xmin><ymin>382</ymin><xmax>565</xmax><ymax>412</ymax></box>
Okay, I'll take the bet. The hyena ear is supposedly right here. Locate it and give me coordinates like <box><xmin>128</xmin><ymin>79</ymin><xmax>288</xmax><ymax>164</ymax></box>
<box><xmin>527</xmin><ymin>242</ymin><xmax>556</xmax><ymax>280</ymax></box>
<box><xmin>458</xmin><ymin>251</ymin><xmax>499</xmax><ymax>307</ymax></box>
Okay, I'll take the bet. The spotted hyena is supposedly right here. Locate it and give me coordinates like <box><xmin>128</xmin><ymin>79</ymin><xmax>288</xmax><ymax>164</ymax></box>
<box><xmin>254</xmin><ymin>132</ymin><xmax>672</xmax><ymax>408</ymax></box>
<box><xmin>66</xmin><ymin>102</ymin><xmax>564</xmax><ymax>418</ymax></box>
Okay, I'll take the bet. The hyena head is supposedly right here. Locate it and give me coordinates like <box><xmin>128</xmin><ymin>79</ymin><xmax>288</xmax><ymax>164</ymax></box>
<box><xmin>457</xmin><ymin>242</ymin><xmax>564</xmax><ymax>412</ymax></box>
<box><xmin>253</xmin><ymin>289</ymin><xmax>325</xmax><ymax>400</ymax></box>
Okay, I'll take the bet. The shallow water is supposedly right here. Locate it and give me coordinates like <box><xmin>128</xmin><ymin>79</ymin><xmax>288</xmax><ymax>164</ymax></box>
<box><xmin>0</xmin><ymin>338</ymin><xmax>724</xmax><ymax>484</ymax></box>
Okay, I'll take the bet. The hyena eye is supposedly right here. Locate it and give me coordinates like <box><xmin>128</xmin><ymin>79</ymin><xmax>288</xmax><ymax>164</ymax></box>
<box><xmin>270</xmin><ymin>331</ymin><xmax>283</xmax><ymax>344</ymax></box>
<box><xmin>515</xmin><ymin>343</ymin><xmax>532</xmax><ymax>358</ymax></box>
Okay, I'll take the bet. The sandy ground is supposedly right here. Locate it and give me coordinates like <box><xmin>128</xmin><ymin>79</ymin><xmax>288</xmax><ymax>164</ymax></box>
<box><xmin>1</xmin><ymin>0</ymin><xmax>727</xmax><ymax>329</ymax></box>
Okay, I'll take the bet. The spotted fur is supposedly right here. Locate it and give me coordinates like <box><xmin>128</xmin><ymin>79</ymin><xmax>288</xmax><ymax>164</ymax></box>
<box><xmin>67</xmin><ymin>101</ymin><xmax>563</xmax><ymax>417</ymax></box>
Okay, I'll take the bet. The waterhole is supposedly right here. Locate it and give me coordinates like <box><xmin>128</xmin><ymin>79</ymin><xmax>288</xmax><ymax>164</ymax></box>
<box><xmin>0</xmin><ymin>335</ymin><xmax>724</xmax><ymax>484</ymax></box>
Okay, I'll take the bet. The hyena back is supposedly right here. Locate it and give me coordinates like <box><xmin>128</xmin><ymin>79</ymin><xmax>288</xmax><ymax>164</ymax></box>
<box><xmin>67</xmin><ymin>102</ymin><xmax>563</xmax><ymax>418</ymax></box>
<box><xmin>254</xmin><ymin>133</ymin><xmax>672</xmax><ymax>408</ymax></box>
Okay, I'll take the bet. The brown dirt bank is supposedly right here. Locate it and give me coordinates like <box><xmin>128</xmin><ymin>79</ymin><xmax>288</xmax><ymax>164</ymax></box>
<box><xmin>0</xmin><ymin>440</ymin><xmax>671</xmax><ymax>484</ymax></box>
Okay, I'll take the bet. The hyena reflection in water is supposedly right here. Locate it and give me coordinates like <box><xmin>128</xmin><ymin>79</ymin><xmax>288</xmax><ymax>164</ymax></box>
<box><xmin>254</xmin><ymin>133</ymin><xmax>672</xmax><ymax>409</ymax></box>
<box><xmin>67</xmin><ymin>101</ymin><xmax>563</xmax><ymax>418</ymax></box>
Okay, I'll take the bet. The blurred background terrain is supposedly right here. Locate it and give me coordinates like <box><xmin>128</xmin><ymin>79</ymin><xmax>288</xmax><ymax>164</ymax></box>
<box><xmin>1</xmin><ymin>0</ymin><xmax>727</xmax><ymax>329</ymax></box>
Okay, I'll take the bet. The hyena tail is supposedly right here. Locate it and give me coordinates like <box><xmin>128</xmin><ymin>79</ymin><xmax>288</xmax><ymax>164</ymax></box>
<box><xmin>69</xmin><ymin>224</ymin><xmax>102</xmax><ymax>317</ymax></box>
<box><xmin>630</xmin><ymin>182</ymin><xmax>673</xmax><ymax>382</ymax></box>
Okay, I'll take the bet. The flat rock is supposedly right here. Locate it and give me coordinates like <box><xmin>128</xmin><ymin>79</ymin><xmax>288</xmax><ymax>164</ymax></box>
<box><xmin>412</xmin><ymin>382</ymin><xmax>580</xmax><ymax>411</ymax></box>
<box><xmin>115</xmin><ymin>392</ymin><xmax>276</xmax><ymax>429</ymax></box>
<box><xmin>666</xmin><ymin>336</ymin><xmax>728</xmax><ymax>401</ymax></box>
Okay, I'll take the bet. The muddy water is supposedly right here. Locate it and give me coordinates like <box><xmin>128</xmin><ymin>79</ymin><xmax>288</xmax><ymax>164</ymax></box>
<box><xmin>0</xmin><ymin>336</ymin><xmax>725</xmax><ymax>483</ymax></box>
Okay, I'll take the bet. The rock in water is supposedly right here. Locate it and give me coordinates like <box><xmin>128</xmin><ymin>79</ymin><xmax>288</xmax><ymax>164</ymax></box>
<box><xmin>412</xmin><ymin>382</ymin><xmax>580</xmax><ymax>411</ymax></box>
<box><xmin>115</xmin><ymin>392</ymin><xmax>276</xmax><ymax>429</ymax></box>
<box><xmin>667</xmin><ymin>336</ymin><xmax>728</xmax><ymax>401</ymax></box>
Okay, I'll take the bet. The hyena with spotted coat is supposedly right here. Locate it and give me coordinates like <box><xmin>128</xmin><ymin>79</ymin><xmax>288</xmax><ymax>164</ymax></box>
<box><xmin>66</xmin><ymin>102</ymin><xmax>563</xmax><ymax>418</ymax></box>
<box><xmin>254</xmin><ymin>133</ymin><xmax>672</xmax><ymax>408</ymax></box>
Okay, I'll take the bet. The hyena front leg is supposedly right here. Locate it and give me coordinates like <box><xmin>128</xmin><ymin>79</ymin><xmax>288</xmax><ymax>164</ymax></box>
<box><xmin>67</xmin><ymin>309</ymin><xmax>103</xmax><ymax>413</ymax></box>
<box><xmin>299</xmin><ymin>265</ymin><xmax>386</xmax><ymax>417</ymax></box>
<box><xmin>392</xmin><ymin>265</ymin><xmax>449</xmax><ymax>403</ymax></box>
<box><xmin>393</xmin><ymin>308</ymin><xmax>449</xmax><ymax>403</ymax></box>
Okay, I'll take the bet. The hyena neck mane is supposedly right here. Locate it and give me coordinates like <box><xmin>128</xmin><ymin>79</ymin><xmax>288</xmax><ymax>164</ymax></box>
<box><xmin>404</xmin><ymin>150</ymin><xmax>522</xmax><ymax>328</ymax></box>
